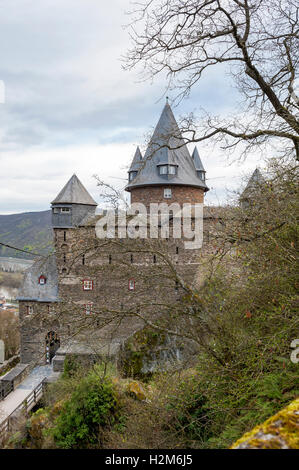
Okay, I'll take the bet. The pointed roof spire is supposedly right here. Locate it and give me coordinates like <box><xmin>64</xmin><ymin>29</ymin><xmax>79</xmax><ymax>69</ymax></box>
<box><xmin>248</xmin><ymin>168</ymin><xmax>264</xmax><ymax>185</ymax></box>
<box><xmin>240</xmin><ymin>168</ymin><xmax>265</xmax><ymax>202</ymax></box>
<box><xmin>243</xmin><ymin>168</ymin><xmax>265</xmax><ymax>192</ymax></box>
<box><xmin>192</xmin><ymin>147</ymin><xmax>205</xmax><ymax>172</ymax></box>
<box><xmin>51</xmin><ymin>174</ymin><xmax>97</xmax><ymax>206</ymax></box>
<box><xmin>126</xmin><ymin>102</ymin><xmax>209</xmax><ymax>192</ymax></box>
<box><xmin>129</xmin><ymin>146</ymin><xmax>143</xmax><ymax>172</ymax></box>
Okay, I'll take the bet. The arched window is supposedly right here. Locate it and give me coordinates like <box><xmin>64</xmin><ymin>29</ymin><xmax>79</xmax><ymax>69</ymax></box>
<box><xmin>38</xmin><ymin>275</ymin><xmax>46</xmax><ymax>285</ymax></box>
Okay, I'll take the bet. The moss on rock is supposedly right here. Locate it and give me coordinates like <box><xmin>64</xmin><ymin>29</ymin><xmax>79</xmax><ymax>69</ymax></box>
<box><xmin>231</xmin><ymin>398</ymin><xmax>299</xmax><ymax>449</ymax></box>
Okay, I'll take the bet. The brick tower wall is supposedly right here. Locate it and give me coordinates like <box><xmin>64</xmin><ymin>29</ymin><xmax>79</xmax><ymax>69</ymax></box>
<box><xmin>129</xmin><ymin>185</ymin><xmax>204</xmax><ymax>207</ymax></box>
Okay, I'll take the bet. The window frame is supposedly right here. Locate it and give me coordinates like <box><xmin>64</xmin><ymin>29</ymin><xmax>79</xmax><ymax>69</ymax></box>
<box><xmin>82</xmin><ymin>279</ymin><xmax>94</xmax><ymax>291</ymax></box>
<box><xmin>129</xmin><ymin>171</ymin><xmax>138</xmax><ymax>181</ymax></box>
<box><xmin>159</xmin><ymin>164</ymin><xmax>177</xmax><ymax>175</ymax></box>
<box><xmin>85</xmin><ymin>302</ymin><xmax>93</xmax><ymax>315</ymax></box>
<box><xmin>159</xmin><ymin>165</ymin><xmax>168</xmax><ymax>175</ymax></box>
<box><xmin>26</xmin><ymin>305</ymin><xmax>33</xmax><ymax>315</ymax></box>
<box><xmin>164</xmin><ymin>188</ymin><xmax>172</xmax><ymax>199</ymax></box>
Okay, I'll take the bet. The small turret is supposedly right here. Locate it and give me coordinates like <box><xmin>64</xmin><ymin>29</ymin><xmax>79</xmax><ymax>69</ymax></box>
<box><xmin>240</xmin><ymin>168</ymin><xmax>265</xmax><ymax>209</ymax></box>
<box><xmin>128</xmin><ymin>146</ymin><xmax>143</xmax><ymax>182</ymax></box>
<box><xmin>51</xmin><ymin>174</ymin><xmax>97</xmax><ymax>228</ymax></box>
<box><xmin>192</xmin><ymin>147</ymin><xmax>206</xmax><ymax>182</ymax></box>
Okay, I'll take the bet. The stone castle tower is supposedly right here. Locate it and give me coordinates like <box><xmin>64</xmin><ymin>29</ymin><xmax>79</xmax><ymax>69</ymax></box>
<box><xmin>18</xmin><ymin>102</ymin><xmax>212</xmax><ymax>372</ymax></box>
<box><xmin>126</xmin><ymin>101</ymin><xmax>208</xmax><ymax>206</ymax></box>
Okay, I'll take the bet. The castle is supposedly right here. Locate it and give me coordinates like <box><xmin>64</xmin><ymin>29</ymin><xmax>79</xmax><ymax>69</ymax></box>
<box><xmin>17</xmin><ymin>102</ymin><xmax>223</xmax><ymax>374</ymax></box>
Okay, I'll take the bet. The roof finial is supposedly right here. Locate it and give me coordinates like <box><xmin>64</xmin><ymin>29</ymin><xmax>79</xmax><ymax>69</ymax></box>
<box><xmin>166</xmin><ymin>96</ymin><xmax>169</xmax><ymax>103</ymax></box>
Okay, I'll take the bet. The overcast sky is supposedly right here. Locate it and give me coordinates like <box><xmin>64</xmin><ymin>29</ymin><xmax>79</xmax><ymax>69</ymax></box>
<box><xmin>0</xmin><ymin>0</ymin><xmax>263</xmax><ymax>215</ymax></box>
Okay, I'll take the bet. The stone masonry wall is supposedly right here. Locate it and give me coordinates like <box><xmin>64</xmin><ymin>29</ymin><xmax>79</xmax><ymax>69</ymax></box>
<box><xmin>19</xmin><ymin>212</ymin><xmax>222</xmax><ymax>366</ymax></box>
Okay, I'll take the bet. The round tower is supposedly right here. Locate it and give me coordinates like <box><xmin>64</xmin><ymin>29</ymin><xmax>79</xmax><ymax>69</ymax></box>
<box><xmin>125</xmin><ymin>102</ymin><xmax>209</xmax><ymax>208</ymax></box>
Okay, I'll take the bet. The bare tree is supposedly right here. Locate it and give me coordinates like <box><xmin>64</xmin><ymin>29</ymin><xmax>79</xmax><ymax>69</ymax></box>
<box><xmin>124</xmin><ymin>0</ymin><xmax>299</xmax><ymax>160</ymax></box>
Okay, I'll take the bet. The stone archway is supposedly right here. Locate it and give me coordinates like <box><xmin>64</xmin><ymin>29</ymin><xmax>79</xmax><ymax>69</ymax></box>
<box><xmin>45</xmin><ymin>331</ymin><xmax>60</xmax><ymax>364</ymax></box>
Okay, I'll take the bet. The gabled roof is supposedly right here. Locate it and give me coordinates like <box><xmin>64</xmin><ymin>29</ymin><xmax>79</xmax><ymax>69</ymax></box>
<box><xmin>51</xmin><ymin>174</ymin><xmax>97</xmax><ymax>206</ymax></box>
<box><xmin>17</xmin><ymin>255</ymin><xmax>59</xmax><ymax>302</ymax></box>
<box><xmin>192</xmin><ymin>147</ymin><xmax>205</xmax><ymax>172</ymax></box>
<box><xmin>125</xmin><ymin>102</ymin><xmax>209</xmax><ymax>192</ymax></box>
<box><xmin>129</xmin><ymin>146</ymin><xmax>143</xmax><ymax>172</ymax></box>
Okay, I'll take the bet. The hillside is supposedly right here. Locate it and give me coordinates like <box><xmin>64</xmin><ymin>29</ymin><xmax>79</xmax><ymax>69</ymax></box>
<box><xmin>0</xmin><ymin>210</ymin><xmax>53</xmax><ymax>259</ymax></box>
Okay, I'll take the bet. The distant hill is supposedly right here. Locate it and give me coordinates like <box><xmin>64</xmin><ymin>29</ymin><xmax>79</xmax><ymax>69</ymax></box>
<box><xmin>0</xmin><ymin>210</ymin><xmax>53</xmax><ymax>259</ymax></box>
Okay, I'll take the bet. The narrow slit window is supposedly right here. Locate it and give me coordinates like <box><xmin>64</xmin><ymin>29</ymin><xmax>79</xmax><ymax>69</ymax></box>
<box><xmin>63</xmin><ymin>254</ymin><xmax>66</xmax><ymax>263</ymax></box>
<box><xmin>63</xmin><ymin>231</ymin><xmax>66</xmax><ymax>242</ymax></box>
<box><xmin>109</xmin><ymin>255</ymin><xmax>112</xmax><ymax>264</ymax></box>
<box><xmin>153</xmin><ymin>254</ymin><xmax>156</xmax><ymax>264</ymax></box>
<box><xmin>130</xmin><ymin>254</ymin><xmax>134</xmax><ymax>264</ymax></box>
<box><xmin>82</xmin><ymin>254</ymin><xmax>85</xmax><ymax>265</ymax></box>
<box><xmin>128</xmin><ymin>279</ymin><xmax>135</xmax><ymax>291</ymax></box>
<box><xmin>176</xmin><ymin>246</ymin><xmax>179</xmax><ymax>255</ymax></box>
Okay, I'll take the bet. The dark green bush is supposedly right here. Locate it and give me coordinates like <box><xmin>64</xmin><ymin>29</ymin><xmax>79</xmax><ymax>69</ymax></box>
<box><xmin>52</xmin><ymin>370</ymin><xmax>118</xmax><ymax>448</ymax></box>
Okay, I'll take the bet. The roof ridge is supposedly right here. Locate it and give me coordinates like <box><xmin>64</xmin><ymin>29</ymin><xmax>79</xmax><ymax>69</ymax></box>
<box><xmin>51</xmin><ymin>174</ymin><xmax>97</xmax><ymax>206</ymax></box>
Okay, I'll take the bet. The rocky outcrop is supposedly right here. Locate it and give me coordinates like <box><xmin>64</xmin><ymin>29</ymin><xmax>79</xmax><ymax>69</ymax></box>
<box><xmin>231</xmin><ymin>398</ymin><xmax>299</xmax><ymax>449</ymax></box>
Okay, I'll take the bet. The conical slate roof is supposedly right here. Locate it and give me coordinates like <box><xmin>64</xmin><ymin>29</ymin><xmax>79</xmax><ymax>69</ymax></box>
<box><xmin>51</xmin><ymin>174</ymin><xmax>97</xmax><ymax>206</ymax></box>
<box><xmin>125</xmin><ymin>102</ymin><xmax>208</xmax><ymax>192</ymax></box>
<box><xmin>192</xmin><ymin>147</ymin><xmax>205</xmax><ymax>171</ymax></box>
<box><xmin>129</xmin><ymin>146</ymin><xmax>143</xmax><ymax>172</ymax></box>
<box><xmin>241</xmin><ymin>168</ymin><xmax>265</xmax><ymax>199</ymax></box>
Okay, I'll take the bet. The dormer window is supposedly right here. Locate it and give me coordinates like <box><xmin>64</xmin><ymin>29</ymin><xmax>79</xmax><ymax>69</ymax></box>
<box><xmin>158</xmin><ymin>165</ymin><xmax>177</xmax><ymax>176</ymax></box>
<box><xmin>129</xmin><ymin>171</ymin><xmax>138</xmax><ymax>181</ymax></box>
<box><xmin>38</xmin><ymin>275</ymin><xmax>46</xmax><ymax>285</ymax></box>
<box><xmin>197</xmin><ymin>170</ymin><xmax>206</xmax><ymax>181</ymax></box>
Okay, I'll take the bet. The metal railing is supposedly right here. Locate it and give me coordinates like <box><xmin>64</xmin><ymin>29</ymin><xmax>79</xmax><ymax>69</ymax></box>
<box><xmin>0</xmin><ymin>379</ymin><xmax>46</xmax><ymax>443</ymax></box>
